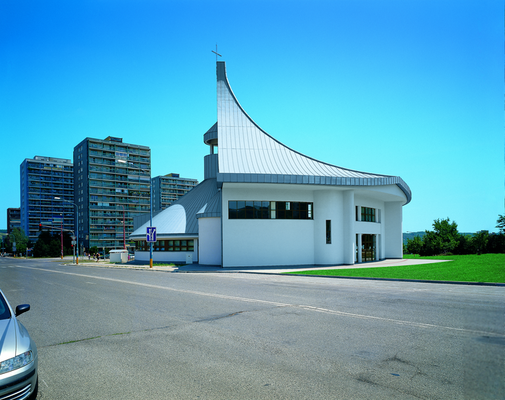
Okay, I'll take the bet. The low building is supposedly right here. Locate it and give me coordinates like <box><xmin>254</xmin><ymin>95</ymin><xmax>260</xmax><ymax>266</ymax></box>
<box><xmin>130</xmin><ymin>61</ymin><xmax>411</xmax><ymax>267</ymax></box>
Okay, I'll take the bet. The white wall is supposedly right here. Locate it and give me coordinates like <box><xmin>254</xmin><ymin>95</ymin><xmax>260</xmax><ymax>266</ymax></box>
<box><xmin>384</xmin><ymin>201</ymin><xmax>403</xmax><ymax>259</ymax></box>
<box><xmin>313</xmin><ymin>190</ymin><xmax>344</xmax><ymax>265</ymax></box>
<box><xmin>220</xmin><ymin>183</ymin><xmax>406</xmax><ymax>267</ymax></box>
<box><xmin>198</xmin><ymin>217</ymin><xmax>222</xmax><ymax>265</ymax></box>
<box><xmin>222</xmin><ymin>185</ymin><xmax>314</xmax><ymax>267</ymax></box>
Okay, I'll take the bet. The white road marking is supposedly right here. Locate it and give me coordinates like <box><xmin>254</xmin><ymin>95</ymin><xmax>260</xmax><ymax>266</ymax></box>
<box><xmin>16</xmin><ymin>265</ymin><xmax>504</xmax><ymax>337</ymax></box>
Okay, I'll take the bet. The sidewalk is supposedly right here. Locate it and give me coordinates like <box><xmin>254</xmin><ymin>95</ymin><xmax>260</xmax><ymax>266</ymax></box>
<box><xmin>59</xmin><ymin>257</ymin><xmax>450</xmax><ymax>274</ymax></box>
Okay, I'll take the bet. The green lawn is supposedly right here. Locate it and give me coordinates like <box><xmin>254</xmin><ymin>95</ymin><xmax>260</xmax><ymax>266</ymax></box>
<box><xmin>285</xmin><ymin>254</ymin><xmax>505</xmax><ymax>283</ymax></box>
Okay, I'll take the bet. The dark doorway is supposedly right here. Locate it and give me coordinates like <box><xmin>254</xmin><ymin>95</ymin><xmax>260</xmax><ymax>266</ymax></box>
<box><xmin>361</xmin><ymin>234</ymin><xmax>376</xmax><ymax>262</ymax></box>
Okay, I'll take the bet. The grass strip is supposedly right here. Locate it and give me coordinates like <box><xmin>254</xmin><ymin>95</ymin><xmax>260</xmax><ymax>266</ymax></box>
<box><xmin>285</xmin><ymin>254</ymin><xmax>505</xmax><ymax>283</ymax></box>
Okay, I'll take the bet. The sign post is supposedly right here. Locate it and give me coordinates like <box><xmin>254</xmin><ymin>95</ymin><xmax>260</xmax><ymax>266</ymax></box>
<box><xmin>146</xmin><ymin>227</ymin><xmax>156</xmax><ymax>268</ymax></box>
<box><xmin>71</xmin><ymin>236</ymin><xmax>76</xmax><ymax>264</ymax></box>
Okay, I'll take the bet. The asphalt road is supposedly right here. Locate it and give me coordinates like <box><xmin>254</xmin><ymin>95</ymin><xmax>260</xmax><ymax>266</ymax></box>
<box><xmin>1</xmin><ymin>257</ymin><xmax>504</xmax><ymax>399</ymax></box>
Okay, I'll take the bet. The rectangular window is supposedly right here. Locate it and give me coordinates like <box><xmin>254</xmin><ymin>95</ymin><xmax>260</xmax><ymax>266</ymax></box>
<box><xmin>136</xmin><ymin>240</ymin><xmax>194</xmax><ymax>252</ymax></box>
<box><xmin>326</xmin><ymin>220</ymin><xmax>331</xmax><ymax>244</ymax></box>
<box><xmin>228</xmin><ymin>201</ymin><xmax>313</xmax><ymax>220</ymax></box>
<box><xmin>361</xmin><ymin>207</ymin><xmax>376</xmax><ymax>222</ymax></box>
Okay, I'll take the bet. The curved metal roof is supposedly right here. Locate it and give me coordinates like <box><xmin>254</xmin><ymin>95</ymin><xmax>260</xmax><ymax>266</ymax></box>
<box><xmin>130</xmin><ymin>178</ymin><xmax>220</xmax><ymax>239</ymax></box>
<box><xmin>215</xmin><ymin>61</ymin><xmax>411</xmax><ymax>204</ymax></box>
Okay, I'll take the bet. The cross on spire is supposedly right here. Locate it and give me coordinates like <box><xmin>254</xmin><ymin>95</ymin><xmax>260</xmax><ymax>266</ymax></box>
<box><xmin>211</xmin><ymin>44</ymin><xmax>222</xmax><ymax>62</ymax></box>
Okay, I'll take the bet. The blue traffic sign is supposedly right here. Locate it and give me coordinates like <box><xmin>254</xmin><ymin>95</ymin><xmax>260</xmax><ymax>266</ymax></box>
<box><xmin>146</xmin><ymin>227</ymin><xmax>157</xmax><ymax>242</ymax></box>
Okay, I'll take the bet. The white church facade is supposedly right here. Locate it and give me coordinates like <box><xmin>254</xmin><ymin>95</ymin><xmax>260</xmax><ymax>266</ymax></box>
<box><xmin>130</xmin><ymin>61</ymin><xmax>411</xmax><ymax>267</ymax></box>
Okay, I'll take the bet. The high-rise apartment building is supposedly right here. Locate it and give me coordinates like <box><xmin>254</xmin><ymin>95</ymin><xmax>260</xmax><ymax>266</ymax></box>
<box><xmin>74</xmin><ymin>136</ymin><xmax>151</xmax><ymax>253</ymax></box>
<box><xmin>7</xmin><ymin>208</ymin><xmax>21</xmax><ymax>234</ymax></box>
<box><xmin>152</xmin><ymin>174</ymin><xmax>198</xmax><ymax>213</ymax></box>
<box><xmin>20</xmin><ymin>156</ymin><xmax>74</xmax><ymax>242</ymax></box>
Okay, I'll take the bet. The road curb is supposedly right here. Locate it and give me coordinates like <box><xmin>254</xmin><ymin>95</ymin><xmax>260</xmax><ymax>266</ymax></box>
<box><xmin>260</xmin><ymin>273</ymin><xmax>505</xmax><ymax>287</ymax></box>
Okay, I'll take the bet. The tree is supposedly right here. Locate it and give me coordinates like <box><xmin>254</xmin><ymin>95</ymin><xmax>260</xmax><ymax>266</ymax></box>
<box><xmin>487</xmin><ymin>233</ymin><xmax>505</xmax><ymax>253</ymax></box>
<box><xmin>420</xmin><ymin>218</ymin><xmax>460</xmax><ymax>256</ymax></box>
<box><xmin>405</xmin><ymin>236</ymin><xmax>423</xmax><ymax>255</ymax></box>
<box><xmin>455</xmin><ymin>234</ymin><xmax>475</xmax><ymax>255</ymax></box>
<box><xmin>496</xmin><ymin>214</ymin><xmax>505</xmax><ymax>234</ymax></box>
<box><xmin>33</xmin><ymin>231</ymin><xmax>73</xmax><ymax>257</ymax></box>
<box><xmin>8</xmin><ymin>228</ymin><xmax>29</xmax><ymax>255</ymax></box>
<box><xmin>33</xmin><ymin>240</ymin><xmax>49</xmax><ymax>258</ymax></box>
<box><xmin>472</xmin><ymin>230</ymin><xmax>489</xmax><ymax>255</ymax></box>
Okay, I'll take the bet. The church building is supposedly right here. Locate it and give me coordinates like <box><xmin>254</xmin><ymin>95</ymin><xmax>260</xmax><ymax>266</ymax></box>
<box><xmin>130</xmin><ymin>61</ymin><xmax>411</xmax><ymax>267</ymax></box>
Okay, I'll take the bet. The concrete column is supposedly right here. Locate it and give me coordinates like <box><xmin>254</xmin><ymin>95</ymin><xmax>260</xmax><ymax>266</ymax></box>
<box><xmin>343</xmin><ymin>190</ymin><xmax>355</xmax><ymax>265</ymax></box>
<box><xmin>357</xmin><ymin>234</ymin><xmax>362</xmax><ymax>263</ymax></box>
<box><xmin>384</xmin><ymin>201</ymin><xmax>403</xmax><ymax>259</ymax></box>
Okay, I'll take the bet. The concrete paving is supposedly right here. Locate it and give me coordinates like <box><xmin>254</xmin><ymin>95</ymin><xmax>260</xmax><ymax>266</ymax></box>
<box><xmin>38</xmin><ymin>255</ymin><xmax>451</xmax><ymax>274</ymax></box>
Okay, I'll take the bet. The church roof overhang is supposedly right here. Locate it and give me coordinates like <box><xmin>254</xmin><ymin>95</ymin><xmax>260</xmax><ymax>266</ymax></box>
<box><xmin>217</xmin><ymin>173</ymin><xmax>411</xmax><ymax>204</ymax></box>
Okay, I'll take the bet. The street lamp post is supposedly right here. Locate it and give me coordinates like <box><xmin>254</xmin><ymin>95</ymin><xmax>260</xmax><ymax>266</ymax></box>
<box><xmin>55</xmin><ymin>197</ymin><xmax>79</xmax><ymax>265</ymax></box>
<box><xmin>148</xmin><ymin>180</ymin><xmax>153</xmax><ymax>268</ymax></box>
<box><xmin>117</xmin><ymin>159</ymin><xmax>152</xmax><ymax>268</ymax></box>
<box><xmin>60</xmin><ymin>216</ymin><xmax>63</xmax><ymax>259</ymax></box>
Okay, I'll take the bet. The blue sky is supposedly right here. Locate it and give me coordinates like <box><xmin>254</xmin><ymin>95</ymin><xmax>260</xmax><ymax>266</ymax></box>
<box><xmin>0</xmin><ymin>0</ymin><xmax>503</xmax><ymax>234</ymax></box>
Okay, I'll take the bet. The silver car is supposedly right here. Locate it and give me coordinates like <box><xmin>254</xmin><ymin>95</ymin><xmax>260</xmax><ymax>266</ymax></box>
<box><xmin>0</xmin><ymin>289</ymin><xmax>38</xmax><ymax>400</ymax></box>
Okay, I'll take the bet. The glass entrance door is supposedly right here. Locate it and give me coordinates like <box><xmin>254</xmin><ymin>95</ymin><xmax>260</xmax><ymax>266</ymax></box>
<box><xmin>362</xmin><ymin>234</ymin><xmax>376</xmax><ymax>262</ymax></box>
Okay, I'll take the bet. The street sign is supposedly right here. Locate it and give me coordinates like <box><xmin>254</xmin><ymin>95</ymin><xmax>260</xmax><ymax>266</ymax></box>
<box><xmin>146</xmin><ymin>227</ymin><xmax>157</xmax><ymax>243</ymax></box>
<box><xmin>71</xmin><ymin>240</ymin><xmax>76</xmax><ymax>245</ymax></box>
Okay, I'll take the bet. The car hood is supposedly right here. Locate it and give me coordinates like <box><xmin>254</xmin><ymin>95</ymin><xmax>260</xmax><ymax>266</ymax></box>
<box><xmin>0</xmin><ymin>319</ymin><xmax>17</xmax><ymax>362</ymax></box>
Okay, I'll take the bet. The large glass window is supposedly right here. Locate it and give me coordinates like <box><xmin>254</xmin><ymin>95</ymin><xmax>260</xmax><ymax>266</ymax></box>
<box><xmin>228</xmin><ymin>201</ymin><xmax>313</xmax><ymax>220</ymax></box>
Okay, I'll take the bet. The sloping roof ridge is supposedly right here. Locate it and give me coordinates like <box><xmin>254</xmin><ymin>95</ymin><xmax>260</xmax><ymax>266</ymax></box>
<box><xmin>217</xmin><ymin>61</ymin><xmax>394</xmax><ymax>180</ymax></box>
<box><xmin>196</xmin><ymin>189</ymin><xmax>222</xmax><ymax>219</ymax></box>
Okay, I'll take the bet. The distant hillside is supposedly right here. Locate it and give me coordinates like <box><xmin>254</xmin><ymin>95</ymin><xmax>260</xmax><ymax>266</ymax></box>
<box><xmin>403</xmin><ymin>232</ymin><xmax>425</xmax><ymax>244</ymax></box>
<box><xmin>403</xmin><ymin>231</ymin><xmax>477</xmax><ymax>244</ymax></box>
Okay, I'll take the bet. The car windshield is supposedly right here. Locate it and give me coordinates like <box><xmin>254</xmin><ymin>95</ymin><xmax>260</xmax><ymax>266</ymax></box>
<box><xmin>0</xmin><ymin>293</ymin><xmax>11</xmax><ymax>320</ymax></box>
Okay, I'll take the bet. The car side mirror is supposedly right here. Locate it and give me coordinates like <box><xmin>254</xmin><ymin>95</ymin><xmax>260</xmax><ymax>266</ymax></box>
<box><xmin>15</xmin><ymin>304</ymin><xmax>30</xmax><ymax>317</ymax></box>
